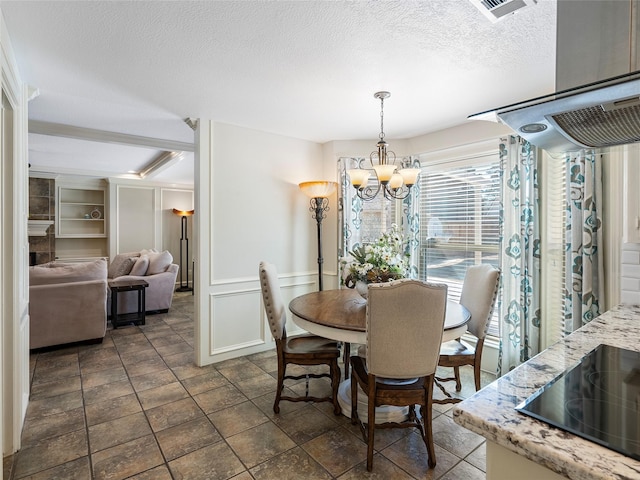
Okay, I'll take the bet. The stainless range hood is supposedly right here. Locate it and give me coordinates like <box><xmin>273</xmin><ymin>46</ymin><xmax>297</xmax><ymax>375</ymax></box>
<box><xmin>470</xmin><ymin>0</ymin><xmax>640</xmax><ymax>153</ymax></box>
<box><xmin>470</xmin><ymin>70</ymin><xmax>640</xmax><ymax>153</ymax></box>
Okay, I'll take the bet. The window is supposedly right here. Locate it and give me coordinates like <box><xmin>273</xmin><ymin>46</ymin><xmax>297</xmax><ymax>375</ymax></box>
<box><xmin>417</xmin><ymin>154</ymin><xmax>501</xmax><ymax>336</ymax></box>
<box><xmin>540</xmin><ymin>152</ymin><xmax>567</xmax><ymax>348</ymax></box>
<box><xmin>339</xmin><ymin>151</ymin><xmax>502</xmax><ymax>335</ymax></box>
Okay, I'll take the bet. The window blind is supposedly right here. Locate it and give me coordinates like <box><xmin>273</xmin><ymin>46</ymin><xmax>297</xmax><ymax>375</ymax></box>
<box><xmin>540</xmin><ymin>152</ymin><xmax>567</xmax><ymax>348</ymax></box>
<box><xmin>418</xmin><ymin>157</ymin><xmax>501</xmax><ymax>336</ymax></box>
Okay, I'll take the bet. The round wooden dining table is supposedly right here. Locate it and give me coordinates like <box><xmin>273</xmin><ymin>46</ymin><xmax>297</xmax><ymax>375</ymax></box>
<box><xmin>289</xmin><ymin>287</ymin><xmax>471</xmax><ymax>346</ymax></box>
<box><xmin>289</xmin><ymin>288</ymin><xmax>471</xmax><ymax>421</ymax></box>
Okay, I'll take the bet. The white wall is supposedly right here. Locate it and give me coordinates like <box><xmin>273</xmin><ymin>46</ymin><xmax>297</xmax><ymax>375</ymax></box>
<box><xmin>408</xmin><ymin>120</ymin><xmax>513</xmax><ymax>154</ymax></box>
<box><xmin>196</xmin><ymin>121</ymin><xmax>327</xmax><ymax>365</ymax></box>
<box><xmin>211</xmin><ymin>123</ymin><xmax>325</xmax><ymax>278</ymax></box>
<box><xmin>114</xmin><ymin>185</ymin><xmax>155</xmax><ymax>252</ymax></box>
<box><xmin>108</xmin><ymin>179</ymin><xmax>193</xmax><ymax>269</ymax></box>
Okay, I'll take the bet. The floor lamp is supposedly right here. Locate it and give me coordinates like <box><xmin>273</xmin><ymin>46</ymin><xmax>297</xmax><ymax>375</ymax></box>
<box><xmin>299</xmin><ymin>181</ymin><xmax>338</xmax><ymax>291</ymax></box>
<box><xmin>172</xmin><ymin>208</ymin><xmax>194</xmax><ymax>292</ymax></box>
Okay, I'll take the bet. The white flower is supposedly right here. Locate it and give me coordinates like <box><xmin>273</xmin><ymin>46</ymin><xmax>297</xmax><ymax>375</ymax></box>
<box><xmin>342</xmin><ymin>225</ymin><xmax>410</xmax><ymax>284</ymax></box>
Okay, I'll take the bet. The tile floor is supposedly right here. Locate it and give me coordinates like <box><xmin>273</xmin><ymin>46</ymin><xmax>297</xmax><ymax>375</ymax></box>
<box><xmin>3</xmin><ymin>292</ymin><xmax>495</xmax><ymax>480</ymax></box>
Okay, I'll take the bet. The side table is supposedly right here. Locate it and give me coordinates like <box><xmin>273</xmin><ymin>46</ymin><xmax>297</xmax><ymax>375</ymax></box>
<box><xmin>109</xmin><ymin>279</ymin><xmax>149</xmax><ymax>329</ymax></box>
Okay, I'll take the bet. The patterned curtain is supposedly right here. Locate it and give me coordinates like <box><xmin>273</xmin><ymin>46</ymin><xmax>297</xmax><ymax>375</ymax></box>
<box><xmin>338</xmin><ymin>157</ymin><xmax>365</xmax><ymax>264</ymax></box>
<box><xmin>402</xmin><ymin>177</ymin><xmax>420</xmax><ymax>279</ymax></box>
<box><xmin>497</xmin><ymin>136</ymin><xmax>541</xmax><ymax>375</ymax></box>
<box><xmin>564</xmin><ymin>150</ymin><xmax>603</xmax><ymax>334</ymax></box>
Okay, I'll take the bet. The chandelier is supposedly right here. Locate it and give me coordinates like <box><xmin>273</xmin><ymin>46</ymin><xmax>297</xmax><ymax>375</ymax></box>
<box><xmin>346</xmin><ymin>91</ymin><xmax>421</xmax><ymax>201</ymax></box>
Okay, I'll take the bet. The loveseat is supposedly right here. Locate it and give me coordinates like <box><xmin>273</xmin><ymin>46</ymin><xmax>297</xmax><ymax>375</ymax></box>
<box><xmin>29</xmin><ymin>258</ymin><xmax>108</xmax><ymax>349</ymax></box>
<box><xmin>107</xmin><ymin>249</ymin><xmax>179</xmax><ymax>315</ymax></box>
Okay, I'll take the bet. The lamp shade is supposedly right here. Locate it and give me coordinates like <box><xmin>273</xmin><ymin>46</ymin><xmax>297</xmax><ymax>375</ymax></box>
<box><xmin>172</xmin><ymin>208</ymin><xmax>195</xmax><ymax>216</ymax></box>
<box><xmin>372</xmin><ymin>164</ymin><xmax>397</xmax><ymax>183</ymax></box>
<box><xmin>398</xmin><ymin>168</ymin><xmax>421</xmax><ymax>186</ymax></box>
<box><xmin>346</xmin><ymin>169</ymin><xmax>370</xmax><ymax>188</ymax></box>
<box><xmin>389</xmin><ymin>173</ymin><xmax>403</xmax><ymax>189</ymax></box>
<box><xmin>298</xmin><ymin>181</ymin><xmax>338</xmax><ymax>198</ymax></box>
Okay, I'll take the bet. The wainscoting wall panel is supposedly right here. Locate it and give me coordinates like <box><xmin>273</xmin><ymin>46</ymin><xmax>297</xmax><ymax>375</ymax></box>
<box><xmin>211</xmin><ymin>288</ymin><xmax>266</xmax><ymax>355</ymax></box>
<box><xmin>206</xmin><ymin>273</ymin><xmax>320</xmax><ymax>361</ymax></box>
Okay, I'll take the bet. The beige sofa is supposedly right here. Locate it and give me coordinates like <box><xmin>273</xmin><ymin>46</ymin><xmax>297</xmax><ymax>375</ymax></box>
<box><xmin>107</xmin><ymin>249</ymin><xmax>179</xmax><ymax>315</ymax></box>
<box><xmin>29</xmin><ymin>258</ymin><xmax>108</xmax><ymax>349</ymax></box>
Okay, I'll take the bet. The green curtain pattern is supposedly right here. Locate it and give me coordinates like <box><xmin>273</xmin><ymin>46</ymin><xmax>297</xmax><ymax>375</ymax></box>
<box><xmin>564</xmin><ymin>149</ymin><xmax>603</xmax><ymax>334</ymax></box>
<box><xmin>497</xmin><ymin>136</ymin><xmax>541</xmax><ymax>375</ymax></box>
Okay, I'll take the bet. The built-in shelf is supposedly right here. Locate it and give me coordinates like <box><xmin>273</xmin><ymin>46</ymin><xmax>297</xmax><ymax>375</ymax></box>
<box><xmin>55</xmin><ymin>181</ymin><xmax>108</xmax><ymax>259</ymax></box>
<box><xmin>56</xmin><ymin>185</ymin><xmax>106</xmax><ymax>238</ymax></box>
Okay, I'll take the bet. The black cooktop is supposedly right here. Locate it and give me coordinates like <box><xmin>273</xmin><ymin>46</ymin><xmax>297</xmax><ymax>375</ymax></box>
<box><xmin>516</xmin><ymin>344</ymin><xmax>640</xmax><ymax>461</ymax></box>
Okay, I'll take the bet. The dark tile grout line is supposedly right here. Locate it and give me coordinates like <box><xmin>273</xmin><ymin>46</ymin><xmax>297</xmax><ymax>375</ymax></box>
<box><xmin>111</xmin><ymin>319</ymin><xmax>255</xmax><ymax>479</ymax></box>
<box><xmin>79</xmin><ymin>340</ymin><xmax>100</xmax><ymax>480</ymax></box>
<box><xmin>131</xmin><ymin>317</ymin><xmax>351</xmax><ymax>479</ymax></box>
<box><xmin>113</xmin><ymin>318</ymin><xmax>275</xmax><ymax>477</ymax></box>
<box><xmin>30</xmin><ymin>337</ymin><xmax>471</xmax><ymax>480</ymax></box>
<box><xmin>9</xmin><ymin>297</ymin><xmax>488</xmax><ymax>480</ymax></box>
<box><xmin>109</xmin><ymin>318</ymin><xmax>379</xmax><ymax>479</ymax></box>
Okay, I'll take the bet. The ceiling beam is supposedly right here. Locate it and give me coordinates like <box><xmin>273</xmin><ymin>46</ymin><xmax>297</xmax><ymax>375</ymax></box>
<box><xmin>138</xmin><ymin>151</ymin><xmax>184</xmax><ymax>179</ymax></box>
<box><xmin>29</xmin><ymin>120</ymin><xmax>195</xmax><ymax>152</ymax></box>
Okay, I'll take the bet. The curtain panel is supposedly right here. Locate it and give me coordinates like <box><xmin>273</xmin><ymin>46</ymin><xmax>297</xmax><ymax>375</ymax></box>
<box><xmin>497</xmin><ymin>136</ymin><xmax>541</xmax><ymax>375</ymax></box>
<box><xmin>564</xmin><ymin>150</ymin><xmax>604</xmax><ymax>334</ymax></box>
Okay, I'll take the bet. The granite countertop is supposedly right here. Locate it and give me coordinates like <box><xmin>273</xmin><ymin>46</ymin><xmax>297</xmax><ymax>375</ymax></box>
<box><xmin>453</xmin><ymin>304</ymin><xmax>640</xmax><ymax>480</ymax></box>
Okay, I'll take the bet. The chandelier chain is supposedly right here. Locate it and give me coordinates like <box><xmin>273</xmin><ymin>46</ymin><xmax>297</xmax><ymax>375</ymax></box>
<box><xmin>379</xmin><ymin>96</ymin><xmax>385</xmax><ymax>141</ymax></box>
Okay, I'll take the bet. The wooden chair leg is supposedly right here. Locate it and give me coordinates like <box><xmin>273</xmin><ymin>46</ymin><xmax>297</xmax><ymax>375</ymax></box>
<box><xmin>331</xmin><ymin>359</ymin><xmax>342</xmax><ymax>415</ymax></box>
<box><xmin>425</xmin><ymin>381</ymin><xmax>436</xmax><ymax>468</ymax></box>
<box><xmin>274</xmin><ymin>360</ymin><xmax>285</xmax><ymax>414</ymax></box>
<box><xmin>454</xmin><ymin>366</ymin><xmax>462</xmax><ymax>391</ymax></box>
<box><xmin>474</xmin><ymin>358</ymin><xmax>482</xmax><ymax>391</ymax></box>
<box><xmin>474</xmin><ymin>339</ymin><xmax>485</xmax><ymax>391</ymax></box>
<box><xmin>343</xmin><ymin>343</ymin><xmax>350</xmax><ymax>379</ymax></box>
<box><xmin>350</xmin><ymin>372</ymin><xmax>358</xmax><ymax>425</ymax></box>
<box><xmin>366</xmin><ymin>378</ymin><xmax>376</xmax><ymax>472</ymax></box>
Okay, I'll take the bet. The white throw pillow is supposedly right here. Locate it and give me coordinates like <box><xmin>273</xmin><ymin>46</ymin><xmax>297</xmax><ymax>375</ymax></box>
<box><xmin>129</xmin><ymin>255</ymin><xmax>150</xmax><ymax>276</ymax></box>
<box><xmin>147</xmin><ymin>250</ymin><xmax>173</xmax><ymax>275</ymax></box>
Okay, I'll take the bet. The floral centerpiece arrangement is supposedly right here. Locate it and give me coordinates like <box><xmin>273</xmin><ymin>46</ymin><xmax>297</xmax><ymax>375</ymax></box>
<box><xmin>341</xmin><ymin>224</ymin><xmax>410</xmax><ymax>295</ymax></box>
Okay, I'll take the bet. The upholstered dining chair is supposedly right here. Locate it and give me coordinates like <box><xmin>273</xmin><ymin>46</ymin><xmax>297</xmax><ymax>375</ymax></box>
<box><xmin>350</xmin><ymin>279</ymin><xmax>448</xmax><ymax>471</ymax></box>
<box><xmin>436</xmin><ymin>264</ymin><xmax>500</xmax><ymax>402</ymax></box>
<box><xmin>258</xmin><ymin>261</ymin><xmax>342</xmax><ymax>415</ymax></box>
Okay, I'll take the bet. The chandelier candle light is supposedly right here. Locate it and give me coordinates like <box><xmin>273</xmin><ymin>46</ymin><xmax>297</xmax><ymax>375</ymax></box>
<box><xmin>347</xmin><ymin>91</ymin><xmax>421</xmax><ymax>201</ymax></box>
<box><xmin>299</xmin><ymin>181</ymin><xmax>338</xmax><ymax>291</ymax></box>
<box><xmin>172</xmin><ymin>208</ymin><xmax>194</xmax><ymax>293</ymax></box>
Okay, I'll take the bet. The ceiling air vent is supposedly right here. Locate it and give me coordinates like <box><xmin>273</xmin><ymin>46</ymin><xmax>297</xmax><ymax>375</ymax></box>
<box><xmin>469</xmin><ymin>0</ymin><xmax>534</xmax><ymax>23</ymax></box>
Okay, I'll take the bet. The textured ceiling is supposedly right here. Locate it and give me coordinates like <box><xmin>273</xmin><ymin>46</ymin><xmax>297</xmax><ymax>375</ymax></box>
<box><xmin>0</xmin><ymin>0</ymin><xmax>557</xmax><ymax>184</ymax></box>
